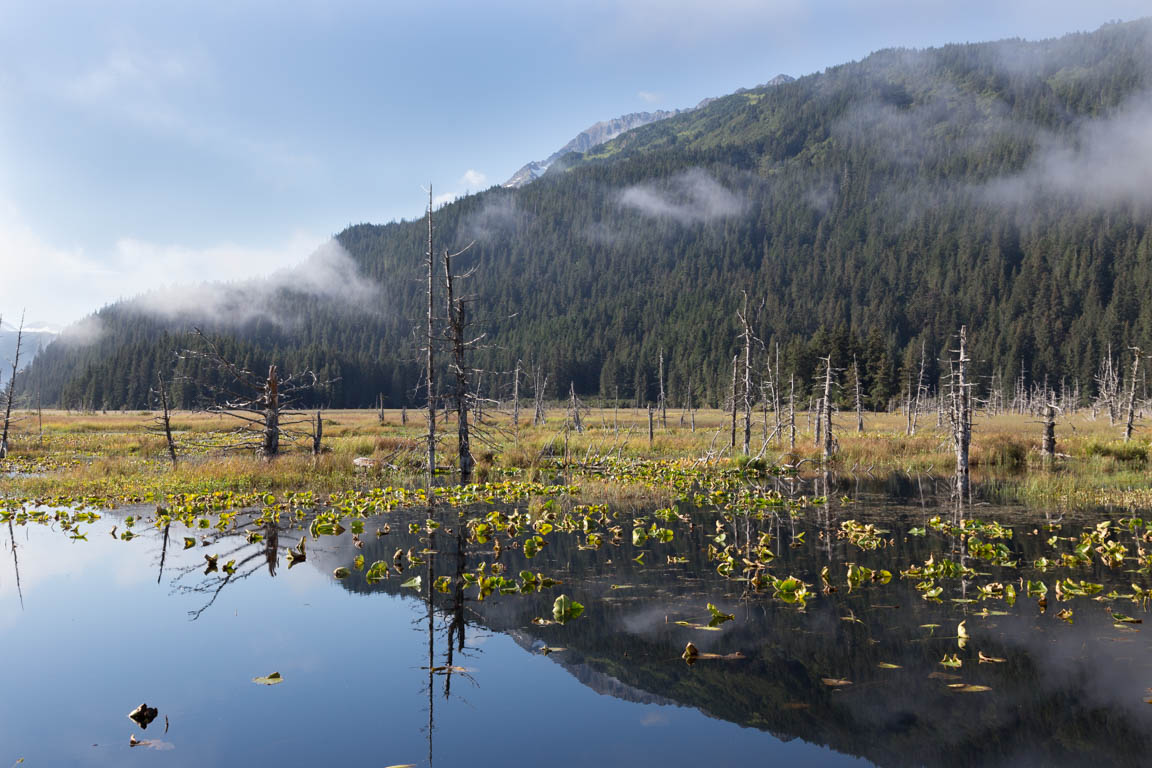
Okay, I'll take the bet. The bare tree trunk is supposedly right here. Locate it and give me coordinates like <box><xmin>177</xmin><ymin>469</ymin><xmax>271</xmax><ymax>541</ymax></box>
<box><xmin>822</xmin><ymin>357</ymin><xmax>834</xmax><ymax>461</ymax></box>
<box><xmin>742</xmin><ymin>334</ymin><xmax>752</xmax><ymax>456</ymax></box>
<box><xmin>814</xmin><ymin>396</ymin><xmax>822</xmax><ymax>448</ymax></box>
<box><xmin>729</xmin><ymin>354</ymin><xmax>738</xmax><ymax>449</ymax></box>
<box><xmin>511</xmin><ymin>361</ymin><xmax>521</xmax><ymax>444</ymax></box>
<box><xmin>954</xmin><ymin>327</ymin><xmax>971</xmax><ymax>501</ymax></box>
<box><xmin>444</xmin><ymin>247</ymin><xmax>472</xmax><ymax>482</ymax></box>
<box><xmin>686</xmin><ymin>378</ymin><xmax>695</xmax><ymax>433</ymax></box>
<box><xmin>1041</xmin><ymin>401</ymin><xmax>1056</xmax><ymax>461</ymax></box>
<box><xmin>911</xmin><ymin>339</ymin><xmax>926</xmax><ymax>435</ymax></box>
<box><xmin>1125</xmin><ymin>348</ymin><xmax>1141</xmax><ymax>442</ymax></box>
<box><xmin>569</xmin><ymin>382</ymin><xmax>582</xmax><ymax>434</ymax></box>
<box><xmin>788</xmin><ymin>374</ymin><xmax>796</xmax><ymax>452</ymax></box>
<box><xmin>425</xmin><ymin>186</ymin><xmax>437</xmax><ymax>481</ymax></box>
<box><xmin>773</xmin><ymin>343</ymin><xmax>783</xmax><ymax>443</ymax></box>
<box><xmin>312</xmin><ymin>410</ymin><xmax>324</xmax><ymax>455</ymax></box>
<box><xmin>853</xmin><ymin>355</ymin><xmax>863</xmax><ymax>433</ymax></box>
<box><xmin>658</xmin><ymin>350</ymin><xmax>667</xmax><ymax>429</ymax></box>
<box><xmin>648</xmin><ymin>403</ymin><xmax>654</xmax><ymax>447</ymax></box>
<box><xmin>156</xmin><ymin>370</ymin><xmax>178</xmax><ymax>467</ymax></box>
<box><xmin>261</xmin><ymin>364</ymin><xmax>280</xmax><ymax>458</ymax></box>
<box><xmin>0</xmin><ymin>312</ymin><xmax>23</xmax><ymax>460</ymax></box>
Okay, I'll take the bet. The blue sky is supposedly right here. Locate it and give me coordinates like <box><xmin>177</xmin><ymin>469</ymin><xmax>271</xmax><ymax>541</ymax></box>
<box><xmin>0</xmin><ymin>0</ymin><xmax>1149</xmax><ymax>327</ymax></box>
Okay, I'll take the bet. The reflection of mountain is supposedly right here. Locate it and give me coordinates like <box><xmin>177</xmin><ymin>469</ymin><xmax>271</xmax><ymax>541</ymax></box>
<box><xmin>317</xmin><ymin>502</ymin><xmax>1152</xmax><ymax>768</ymax></box>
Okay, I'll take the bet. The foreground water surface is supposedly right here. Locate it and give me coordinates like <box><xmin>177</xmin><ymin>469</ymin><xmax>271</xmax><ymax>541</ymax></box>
<box><xmin>3</xmin><ymin>477</ymin><xmax>1152</xmax><ymax>767</ymax></box>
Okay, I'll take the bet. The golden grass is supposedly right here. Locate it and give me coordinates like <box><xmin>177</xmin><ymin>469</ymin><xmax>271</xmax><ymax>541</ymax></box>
<box><xmin>2</xmin><ymin>406</ymin><xmax>1151</xmax><ymax>505</ymax></box>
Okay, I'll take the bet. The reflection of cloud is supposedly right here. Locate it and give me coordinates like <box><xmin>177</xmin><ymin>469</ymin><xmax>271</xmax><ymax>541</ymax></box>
<box><xmin>640</xmin><ymin>710</ymin><xmax>671</xmax><ymax>727</ymax></box>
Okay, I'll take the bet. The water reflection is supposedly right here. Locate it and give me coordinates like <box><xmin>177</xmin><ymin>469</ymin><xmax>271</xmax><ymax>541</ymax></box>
<box><xmin>3</xmin><ymin>483</ymin><xmax>1152</xmax><ymax>766</ymax></box>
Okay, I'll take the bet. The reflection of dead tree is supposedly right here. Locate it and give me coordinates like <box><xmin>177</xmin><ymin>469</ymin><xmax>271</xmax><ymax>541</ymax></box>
<box><xmin>7</xmin><ymin>519</ymin><xmax>23</xmax><ymax>610</ymax></box>
<box><xmin>182</xmin><ymin>329</ymin><xmax>325</xmax><ymax>457</ymax></box>
<box><xmin>0</xmin><ymin>311</ymin><xmax>24</xmax><ymax>459</ymax></box>
<box><xmin>156</xmin><ymin>523</ymin><xmax>170</xmax><ymax>584</ymax></box>
<box><xmin>170</xmin><ymin>518</ymin><xmax>283</xmax><ymax>620</ymax></box>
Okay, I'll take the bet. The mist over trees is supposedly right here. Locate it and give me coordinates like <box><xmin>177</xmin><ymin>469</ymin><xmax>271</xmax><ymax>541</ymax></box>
<box><xmin>17</xmin><ymin>19</ymin><xmax>1152</xmax><ymax>412</ymax></box>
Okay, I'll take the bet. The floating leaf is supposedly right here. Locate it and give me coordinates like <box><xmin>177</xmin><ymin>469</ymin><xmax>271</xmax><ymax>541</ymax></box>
<box><xmin>821</xmin><ymin>677</ymin><xmax>852</xmax><ymax>687</ymax></box>
<box><xmin>252</xmin><ymin>672</ymin><xmax>283</xmax><ymax>685</ymax></box>
<box><xmin>949</xmin><ymin>684</ymin><xmax>992</xmax><ymax>693</ymax></box>
<box><xmin>674</xmin><ymin>621</ymin><xmax>723</xmax><ymax>631</ymax></box>
<box><xmin>333</xmin><ymin>567</ymin><xmax>351</xmax><ymax>579</ymax></box>
<box><xmin>400</xmin><ymin>576</ymin><xmax>422</xmax><ymax>590</ymax></box>
<box><xmin>957</xmin><ymin>620</ymin><xmax>969</xmax><ymax>649</ymax></box>
<box><xmin>552</xmin><ymin>594</ymin><xmax>584</xmax><ymax>623</ymax></box>
<box><xmin>978</xmin><ymin>651</ymin><xmax>1006</xmax><ymax>663</ymax></box>
<box><xmin>706</xmin><ymin>603</ymin><xmax>734</xmax><ymax>627</ymax></box>
<box><xmin>876</xmin><ymin>662</ymin><xmax>902</xmax><ymax>669</ymax></box>
<box><xmin>182</xmin><ymin>537</ymin><xmax>196</xmax><ymax>550</ymax></box>
<box><xmin>939</xmin><ymin>654</ymin><xmax>963</xmax><ymax>669</ymax></box>
<box><xmin>365</xmin><ymin>560</ymin><xmax>389</xmax><ymax>584</ymax></box>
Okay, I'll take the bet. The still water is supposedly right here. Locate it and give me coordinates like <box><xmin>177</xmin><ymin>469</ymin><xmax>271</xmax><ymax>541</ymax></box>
<box><xmin>2</xmin><ymin>481</ymin><xmax>1151</xmax><ymax>767</ymax></box>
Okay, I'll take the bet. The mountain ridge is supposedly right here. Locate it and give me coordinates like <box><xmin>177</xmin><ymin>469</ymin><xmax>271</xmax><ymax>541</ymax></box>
<box><xmin>16</xmin><ymin>19</ymin><xmax>1152</xmax><ymax>410</ymax></box>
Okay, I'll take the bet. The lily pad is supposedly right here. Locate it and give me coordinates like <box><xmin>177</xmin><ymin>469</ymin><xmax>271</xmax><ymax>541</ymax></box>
<box><xmin>252</xmin><ymin>672</ymin><xmax>283</xmax><ymax>685</ymax></box>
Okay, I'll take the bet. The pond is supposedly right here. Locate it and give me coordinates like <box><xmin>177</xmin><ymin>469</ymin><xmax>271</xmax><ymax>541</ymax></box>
<box><xmin>3</xmin><ymin>477</ymin><xmax>1152</xmax><ymax>767</ymax></box>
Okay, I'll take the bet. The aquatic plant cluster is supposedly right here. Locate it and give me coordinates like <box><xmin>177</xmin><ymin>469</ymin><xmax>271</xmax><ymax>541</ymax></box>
<box><xmin>6</xmin><ymin>459</ymin><xmax>1152</xmax><ymax>642</ymax></box>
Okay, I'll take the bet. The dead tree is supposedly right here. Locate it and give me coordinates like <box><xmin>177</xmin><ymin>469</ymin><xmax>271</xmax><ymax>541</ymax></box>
<box><xmin>729</xmin><ymin>354</ymin><xmax>738</xmax><ymax>449</ymax></box>
<box><xmin>1124</xmin><ymin>348</ymin><xmax>1141</xmax><ymax>442</ymax></box>
<box><xmin>511</xmin><ymin>361</ymin><xmax>521</xmax><ymax>444</ymax></box>
<box><xmin>1095</xmin><ymin>346</ymin><xmax>1121</xmax><ymax>425</ymax></box>
<box><xmin>1041</xmin><ymin>400</ymin><xmax>1057</xmax><ymax>462</ymax></box>
<box><xmin>149</xmin><ymin>368</ymin><xmax>179</xmax><ymax>467</ymax></box>
<box><xmin>951</xmin><ymin>327</ymin><xmax>972</xmax><ymax>501</ymax></box>
<box><xmin>312</xmin><ymin>411</ymin><xmax>324</xmax><ymax>455</ymax></box>
<box><xmin>820</xmin><ymin>356</ymin><xmax>835</xmax><ymax>462</ymax></box>
<box><xmin>910</xmin><ymin>339</ymin><xmax>926</xmax><ymax>435</ymax></box>
<box><xmin>443</xmin><ymin>242</ymin><xmax>479</xmax><ymax>482</ymax></box>
<box><xmin>568</xmin><ymin>382</ymin><xmax>583</xmax><ymax>434</ymax></box>
<box><xmin>657</xmin><ymin>350</ymin><xmax>667</xmax><ymax>429</ymax></box>
<box><xmin>788</xmin><ymin>374</ymin><xmax>796</xmax><ymax>452</ymax></box>
<box><xmin>852</xmin><ymin>355</ymin><xmax>864</xmax><ymax>433</ymax></box>
<box><xmin>0</xmin><ymin>312</ymin><xmax>23</xmax><ymax>460</ymax></box>
<box><xmin>181</xmin><ymin>330</ymin><xmax>322</xmax><ymax>457</ymax></box>
<box><xmin>425</xmin><ymin>186</ymin><xmax>437</xmax><ymax>479</ymax></box>
<box><xmin>737</xmin><ymin>296</ymin><xmax>755</xmax><ymax>455</ymax></box>
<box><xmin>532</xmin><ymin>367</ymin><xmax>548</xmax><ymax>426</ymax></box>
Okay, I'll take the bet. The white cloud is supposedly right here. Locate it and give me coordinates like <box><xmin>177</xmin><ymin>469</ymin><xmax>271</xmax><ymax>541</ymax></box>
<box><xmin>460</xmin><ymin>169</ymin><xmax>488</xmax><ymax>189</ymax></box>
<box><xmin>0</xmin><ymin>199</ymin><xmax>334</xmax><ymax>327</ymax></box>
<box><xmin>64</xmin><ymin>50</ymin><xmax>200</xmax><ymax>105</ymax></box>
<box><xmin>618</xmin><ymin>168</ymin><xmax>749</xmax><ymax>224</ymax></box>
<box><xmin>637</xmin><ymin>90</ymin><xmax>663</xmax><ymax>104</ymax></box>
<box><xmin>431</xmin><ymin>169</ymin><xmax>490</xmax><ymax>208</ymax></box>
<box><xmin>979</xmin><ymin>91</ymin><xmax>1152</xmax><ymax>211</ymax></box>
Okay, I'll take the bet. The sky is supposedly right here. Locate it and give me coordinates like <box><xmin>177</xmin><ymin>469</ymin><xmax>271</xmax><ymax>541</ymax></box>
<box><xmin>0</xmin><ymin>0</ymin><xmax>1149</xmax><ymax>328</ymax></box>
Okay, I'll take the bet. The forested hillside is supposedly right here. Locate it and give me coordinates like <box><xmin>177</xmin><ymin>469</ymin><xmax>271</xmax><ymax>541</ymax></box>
<box><xmin>20</xmin><ymin>19</ymin><xmax>1152</xmax><ymax>410</ymax></box>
